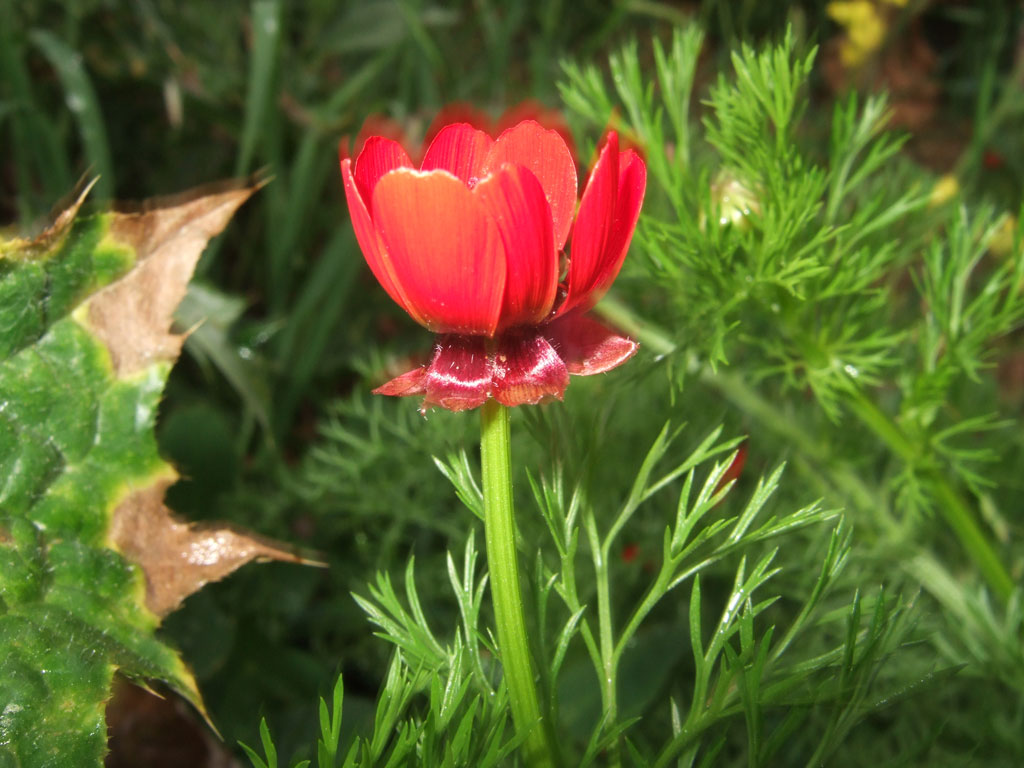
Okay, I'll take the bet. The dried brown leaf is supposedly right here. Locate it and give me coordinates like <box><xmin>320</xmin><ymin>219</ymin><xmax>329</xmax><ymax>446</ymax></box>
<box><xmin>88</xmin><ymin>177</ymin><xmax>264</xmax><ymax>376</ymax></box>
<box><xmin>83</xmin><ymin>176</ymin><xmax>315</xmax><ymax>618</ymax></box>
<box><xmin>110</xmin><ymin>478</ymin><xmax>315</xmax><ymax>617</ymax></box>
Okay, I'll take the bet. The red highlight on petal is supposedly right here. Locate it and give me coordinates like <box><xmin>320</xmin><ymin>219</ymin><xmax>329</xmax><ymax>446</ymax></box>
<box><xmin>474</xmin><ymin>165</ymin><xmax>558</xmax><ymax>329</ymax></box>
<box><xmin>373</xmin><ymin>330</ymin><xmax>573</xmax><ymax>411</ymax></box>
<box><xmin>353</xmin><ymin>136</ymin><xmax>413</xmax><ymax>203</ymax></box>
<box><xmin>372</xmin><ymin>169</ymin><xmax>507</xmax><ymax>336</ymax></box>
<box><xmin>496</xmin><ymin>100</ymin><xmax>577</xmax><ymax>163</ymax></box>
<box><xmin>423</xmin><ymin>103</ymin><xmax>493</xmax><ymax>150</ymax></box>
<box><xmin>340</xmin><ymin>158</ymin><xmax>420</xmax><ymax>321</ymax></box>
<box><xmin>491</xmin><ymin>330</ymin><xmax>569</xmax><ymax>407</ymax></box>
<box><xmin>563</xmin><ymin>133</ymin><xmax>618</xmax><ymax>314</ymax></box>
<box><xmin>340</xmin><ymin>116</ymin><xmax>410</xmax><ymax>165</ymax></box>
<box><xmin>421</xmin><ymin>123</ymin><xmax>494</xmax><ymax>187</ymax></box>
<box><xmin>373</xmin><ymin>366</ymin><xmax>428</xmax><ymax>397</ymax></box>
<box><xmin>544</xmin><ymin>312</ymin><xmax>637</xmax><ymax>375</ymax></box>
<box><xmin>485</xmin><ymin>121</ymin><xmax>578</xmax><ymax>250</ymax></box>
<box><xmin>422</xmin><ymin>335</ymin><xmax>492</xmax><ymax>412</ymax></box>
<box><xmin>562</xmin><ymin>134</ymin><xmax>646</xmax><ymax>315</ymax></box>
<box><xmin>372</xmin><ymin>317</ymin><xmax>634</xmax><ymax>411</ymax></box>
<box><xmin>598</xmin><ymin>149</ymin><xmax>646</xmax><ymax>292</ymax></box>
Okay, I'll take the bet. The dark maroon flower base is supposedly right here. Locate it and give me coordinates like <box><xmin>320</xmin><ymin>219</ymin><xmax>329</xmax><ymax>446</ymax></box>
<box><xmin>374</xmin><ymin>313</ymin><xmax>637</xmax><ymax>412</ymax></box>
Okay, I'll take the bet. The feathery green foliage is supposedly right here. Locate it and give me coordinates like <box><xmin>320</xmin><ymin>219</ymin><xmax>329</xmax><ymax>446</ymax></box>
<box><xmin>4</xmin><ymin>2</ymin><xmax>1024</xmax><ymax>765</ymax></box>
<box><xmin>247</xmin><ymin>21</ymin><xmax>1023</xmax><ymax>766</ymax></box>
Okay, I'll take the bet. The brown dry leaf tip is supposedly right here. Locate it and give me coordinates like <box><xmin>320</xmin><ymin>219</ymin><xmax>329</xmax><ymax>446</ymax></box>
<box><xmin>87</xmin><ymin>177</ymin><xmax>265</xmax><ymax>377</ymax></box>
<box><xmin>110</xmin><ymin>478</ymin><xmax>320</xmax><ymax>618</ymax></box>
<box><xmin>44</xmin><ymin>176</ymin><xmax>101</xmax><ymax>241</ymax></box>
<box><xmin>0</xmin><ymin>177</ymin><xmax>99</xmax><ymax>258</ymax></box>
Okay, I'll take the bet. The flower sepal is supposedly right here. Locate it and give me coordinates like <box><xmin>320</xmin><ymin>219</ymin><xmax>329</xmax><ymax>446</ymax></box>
<box><xmin>374</xmin><ymin>318</ymin><xmax>637</xmax><ymax>412</ymax></box>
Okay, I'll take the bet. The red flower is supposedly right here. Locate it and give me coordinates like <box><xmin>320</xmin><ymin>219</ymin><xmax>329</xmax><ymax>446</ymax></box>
<box><xmin>713</xmin><ymin>441</ymin><xmax>747</xmax><ymax>497</ymax></box>
<box><xmin>983</xmin><ymin>149</ymin><xmax>1005</xmax><ymax>170</ymax></box>
<box><xmin>338</xmin><ymin>115</ymin><xmax>409</xmax><ymax>164</ymax></box>
<box><xmin>424</xmin><ymin>100</ymin><xmax>578</xmax><ymax>164</ymax></box>
<box><xmin>621</xmin><ymin>542</ymin><xmax>641</xmax><ymax>563</ymax></box>
<box><xmin>422</xmin><ymin>102</ymin><xmax>492</xmax><ymax>150</ymax></box>
<box><xmin>340</xmin><ymin>119</ymin><xmax>646</xmax><ymax>411</ymax></box>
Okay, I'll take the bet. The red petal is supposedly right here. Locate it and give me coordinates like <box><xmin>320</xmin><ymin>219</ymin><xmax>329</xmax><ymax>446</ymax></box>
<box><xmin>491</xmin><ymin>330</ymin><xmax>569</xmax><ymax>407</ymax></box>
<box><xmin>600</xmin><ymin>149</ymin><xmax>646</xmax><ymax>291</ymax></box>
<box><xmin>473</xmin><ymin>165</ymin><xmax>558</xmax><ymax>329</ymax></box>
<box><xmin>353</xmin><ymin>136</ymin><xmax>414</xmax><ymax>203</ymax></box>
<box><xmin>621</xmin><ymin>542</ymin><xmax>640</xmax><ymax>563</ymax></box>
<box><xmin>496</xmin><ymin>101</ymin><xmax>577</xmax><ymax>163</ymax></box>
<box><xmin>983</xmin><ymin>150</ymin><xmax>1005</xmax><ymax>170</ymax></box>
<box><xmin>484</xmin><ymin>120</ymin><xmax>577</xmax><ymax>250</ymax></box>
<box><xmin>562</xmin><ymin>134</ymin><xmax>646</xmax><ymax>315</ymax></box>
<box><xmin>422</xmin><ymin>335</ymin><xmax>492</xmax><ymax>412</ymax></box>
<box><xmin>421</xmin><ymin>123</ymin><xmax>495</xmax><ymax>187</ymax></box>
<box><xmin>424</xmin><ymin>104</ymin><xmax>493</xmax><ymax>150</ymax></box>
<box><xmin>373</xmin><ymin>365</ymin><xmax>428</xmax><ymax>397</ymax></box>
<box><xmin>351</xmin><ymin>115</ymin><xmax>412</xmax><ymax>163</ymax></box>
<box><xmin>560</xmin><ymin>135</ymin><xmax>617</xmax><ymax>315</ymax></box>
<box><xmin>372</xmin><ymin>169</ymin><xmax>506</xmax><ymax>335</ymax></box>
<box><xmin>713</xmin><ymin>441</ymin><xmax>748</xmax><ymax>495</ymax></box>
<box><xmin>338</xmin><ymin>135</ymin><xmax>354</xmax><ymax>164</ymax></box>
<box><xmin>543</xmin><ymin>312</ymin><xmax>637</xmax><ymax>375</ymax></box>
<box><xmin>340</xmin><ymin>158</ymin><xmax>422</xmax><ymax>321</ymax></box>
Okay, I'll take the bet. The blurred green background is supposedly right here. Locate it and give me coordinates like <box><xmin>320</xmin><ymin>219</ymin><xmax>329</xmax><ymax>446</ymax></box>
<box><xmin>3</xmin><ymin>1</ymin><xmax>1023</xmax><ymax>765</ymax></box>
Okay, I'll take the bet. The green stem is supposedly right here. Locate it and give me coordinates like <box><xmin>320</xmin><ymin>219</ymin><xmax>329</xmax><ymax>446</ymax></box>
<box><xmin>585</xmin><ymin>515</ymin><xmax>621</xmax><ymax>767</ymax></box>
<box><xmin>846</xmin><ymin>389</ymin><xmax>1014</xmax><ymax>600</ymax></box>
<box><xmin>596</xmin><ymin>298</ymin><xmax>1014</xmax><ymax>601</ymax></box>
<box><xmin>595</xmin><ymin>550</ymin><xmax>617</xmax><ymax>724</ymax></box>
<box><xmin>480</xmin><ymin>400</ymin><xmax>556</xmax><ymax>768</ymax></box>
<box><xmin>600</xmin><ymin>299</ymin><xmax>884</xmax><ymax>520</ymax></box>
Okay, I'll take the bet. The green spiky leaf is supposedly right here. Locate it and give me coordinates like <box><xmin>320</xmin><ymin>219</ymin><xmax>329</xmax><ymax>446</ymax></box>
<box><xmin>0</xmin><ymin>179</ymin><xmax>302</xmax><ymax>766</ymax></box>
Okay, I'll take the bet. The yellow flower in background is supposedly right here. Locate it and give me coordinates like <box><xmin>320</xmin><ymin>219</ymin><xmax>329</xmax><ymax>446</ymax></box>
<box><xmin>928</xmin><ymin>175</ymin><xmax>959</xmax><ymax>208</ymax></box>
<box><xmin>989</xmin><ymin>215</ymin><xmax>1019</xmax><ymax>257</ymax></box>
<box><xmin>828</xmin><ymin>1</ymin><xmax>886</xmax><ymax>67</ymax></box>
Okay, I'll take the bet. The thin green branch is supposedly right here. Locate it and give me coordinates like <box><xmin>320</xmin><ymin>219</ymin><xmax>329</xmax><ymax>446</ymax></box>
<box><xmin>585</xmin><ymin>507</ymin><xmax>621</xmax><ymax>767</ymax></box>
<box><xmin>844</xmin><ymin>389</ymin><xmax>1013</xmax><ymax>600</ymax></box>
<box><xmin>597</xmin><ymin>299</ymin><xmax>1013</xmax><ymax>601</ymax></box>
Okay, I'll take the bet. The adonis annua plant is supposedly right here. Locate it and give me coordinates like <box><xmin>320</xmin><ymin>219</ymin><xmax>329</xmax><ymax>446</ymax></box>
<box><xmin>5</xmin><ymin>15</ymin><xmax>1017</xmax><ymax>768</ymax></box>
<box><xmin>234</xmin><ymin>25</ymin><xmax>1014</xmax><ymax>768</ymax></box>
<box><xmin>236</xmin><ymin>23</ymin><xmax>1024</xmax><ymax>768</ymax></box>
<box><xmin>340</xmin><ymin>112</ymin><xmax>648</xmax><ymax>765</ymax></box>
